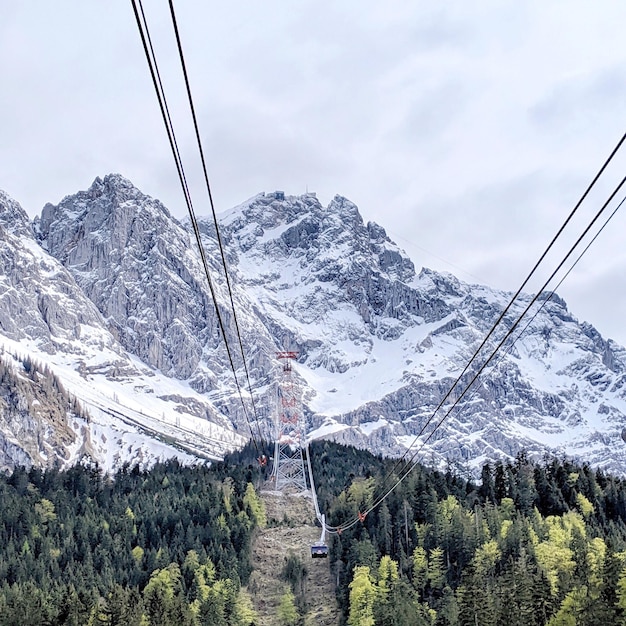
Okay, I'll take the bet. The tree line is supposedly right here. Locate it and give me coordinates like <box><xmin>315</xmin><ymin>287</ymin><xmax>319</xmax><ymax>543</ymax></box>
<box><xmin>4</xmin><ymin>437</ymin><xmax>626</xmax><ymax>625</ymax></box>
<box><xmin>314</xmin><ymin>441</ymin><xmax>626</xmax><ymax>625</ymax></box>
<box><xmin>0</xmin><ymin>448</ymin><xmax>269</xmax><ymax>625</ymax></box>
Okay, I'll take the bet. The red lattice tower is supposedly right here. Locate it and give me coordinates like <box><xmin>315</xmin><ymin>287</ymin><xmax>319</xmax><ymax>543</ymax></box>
<box><xmin>271</xmin><ymin>351</ymin><xmax>308</xmax><ymax>492</ymax></box>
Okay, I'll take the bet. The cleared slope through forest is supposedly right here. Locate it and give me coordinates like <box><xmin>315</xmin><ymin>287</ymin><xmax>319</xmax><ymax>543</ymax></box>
<box><xmin>246</xmin><ymin>491</ymin><xmax>341</xmax><ymax>625</ymax></box>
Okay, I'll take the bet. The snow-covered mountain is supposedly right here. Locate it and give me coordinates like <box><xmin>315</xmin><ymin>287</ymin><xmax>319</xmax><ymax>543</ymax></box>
<box><xmin>2</xmin><ymin>174</ymin><xmax>626</xmax><ymax>475</ymax></box>
<box><xmin>215</xmin><ymin>190</ymin><xmax>626</xmax><ymax>474</ymax></box>
<box><xmin>0</xmin><ymin>183</ymin><xmax>247</xmax><ymax>471</ymax></box>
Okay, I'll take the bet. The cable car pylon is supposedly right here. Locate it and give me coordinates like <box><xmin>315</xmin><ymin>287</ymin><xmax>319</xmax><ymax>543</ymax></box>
<box><xmin>269</xmin><ymin>351</ymin><xmax>329</xmax><ymax>557</ymax></box>
<box><xmin>270</xmin><ymin>351</ymin><xmax>308</xmax><ymax>492</ymax></box>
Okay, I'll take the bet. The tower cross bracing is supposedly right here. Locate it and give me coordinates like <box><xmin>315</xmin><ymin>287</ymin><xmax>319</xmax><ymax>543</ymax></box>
<box><xmin>271</xmin><ymin>351</ymin><xmax>308</xmax><ymax>492</ymax></box>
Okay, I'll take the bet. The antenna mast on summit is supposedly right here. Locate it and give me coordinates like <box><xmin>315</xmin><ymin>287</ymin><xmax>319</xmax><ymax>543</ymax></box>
<box><xmin>271</xmin><ymin>351</ymin><xmax>308</xmax><ymax>492</ymax></box>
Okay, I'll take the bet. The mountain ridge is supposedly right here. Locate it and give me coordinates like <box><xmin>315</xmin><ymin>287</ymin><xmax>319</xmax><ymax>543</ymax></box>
<box><xmin>1</xmin><ymin>175</ymin><xmax>626</xmax><ymax>475</ymax></box>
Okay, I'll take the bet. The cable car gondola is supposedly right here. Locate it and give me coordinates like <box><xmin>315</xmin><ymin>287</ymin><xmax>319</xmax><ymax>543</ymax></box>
<box><xmin>311</xmin><ymin>512</ymin><xmax>328</xmax><ymax>558</ymax></box>
<box><xmin>311</xmin><ymin>543</ymin><xmax>328</xmax><ymax>558</ymax></box>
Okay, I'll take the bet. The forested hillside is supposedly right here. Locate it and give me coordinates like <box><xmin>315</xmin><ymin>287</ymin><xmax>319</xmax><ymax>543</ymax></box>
<box><xmin>0</xmin><ymin>444</ymin><xmax>271</xmax><ymax>625</ymax></box>
<box><xmin>314</xmin><ymin>441</ymin><xmax>626</xmax><ymax>625</ymax></box>
<box><xmin>3</xmin><ymin>442</ymin><xmax>626</xmax><ymax>625</ymax></box>
<box><xmin>0</xmin><ymin>353</ymin><xmax>90</xmax><ymax>471</ymax></box>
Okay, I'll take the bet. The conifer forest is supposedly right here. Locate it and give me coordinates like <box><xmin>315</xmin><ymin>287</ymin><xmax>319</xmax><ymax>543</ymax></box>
<box><xmin>3</xmin><ymin>442</ymin><xmax>626</xmax><ymax>624</ymax></box>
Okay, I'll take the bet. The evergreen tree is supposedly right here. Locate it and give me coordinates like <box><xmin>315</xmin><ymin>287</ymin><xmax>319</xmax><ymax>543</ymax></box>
<box><xmin>347</xmin><ymin>566</ymin><xmax>376</xmax><ymax>626</ymax></box>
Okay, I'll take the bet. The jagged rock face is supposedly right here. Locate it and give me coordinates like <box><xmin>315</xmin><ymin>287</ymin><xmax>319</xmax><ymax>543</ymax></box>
<box><xmin>218</xmin><ymin>191</ymin><xmax>626</xmax><ymax>475</ymax></box>
<box><xmin>0</xmin><ymin>190</ymin><xmax>32</xmax><ymax>237</ymax></box>
<box><xmin>218</xmin><ymin>191</ymin><xmax>477</xmax><ymax>380</ymax></box>
<box><xmin>0</xmin><ymin>192</ymin><xmax>117</xmax><ymax>354</ymax></box>
<box><xmin>0</xmin><ymin>184</ymin><xmax>248</xmax><ymax>471</ymax></box>
<box><xmin>35</xmin><ymin>176</ymin><xmax>280</xmax><ymax>433</ymax></box>
<box><xmin>217</xmin><ymin>193</ymin><xmax>451</xmax><ymax>375</ymax></box>
<box><xmin>35</xmin><ymin>174</ymin><xmax>222</xmax><ymax>380</ymax></box>
<box><xmin>3</xmin><ymin>177</ymin><xmax>626</xmax><ymax>475</ymax></box>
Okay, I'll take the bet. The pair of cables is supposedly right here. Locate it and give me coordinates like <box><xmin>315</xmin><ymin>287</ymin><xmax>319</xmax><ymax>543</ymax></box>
<box><xmin>325</xmin><ymin>132</ymin><xmax>626</xmax><ymax>534</ymax></box>
<box><xmin>130</xmin><ymin>0</ymin><xmax>264</xmax><ymax>454</ymax></box>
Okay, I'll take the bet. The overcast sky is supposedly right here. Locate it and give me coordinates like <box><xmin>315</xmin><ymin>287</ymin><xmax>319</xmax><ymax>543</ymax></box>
<box><xmin>2</xmin><ymin>1</ymin><xmax>626</xmax><ymax>345</ymax></box>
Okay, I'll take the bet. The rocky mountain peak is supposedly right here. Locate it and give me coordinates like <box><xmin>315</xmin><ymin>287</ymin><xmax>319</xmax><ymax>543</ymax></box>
<box><xmin>0</xmin><ymin>192</ymin><xmax>95</xmax><ymax>337</ymax></box>
<box><xmin>225</xmin><ymin>191</ymin><xmax>321</xmax><ymax>225</ymax></box>
<box><xmin>416</xmin><ymin>267</ymin><xmax>464</xmax><ymax>298</ymax></box>
<box><xmin>37</xmin><ymin>174</ymin><xmax>173</xmax><ymax>255</ymax></box>
<box><xmin>0</xmin><ymin>189</ymin><xmax>31</xmax><ymax>237</ymax></box>
<box><xmin>3</xmin><ymin>175</ymin><xmax>626</xmax><ymax>476</ymax></box>
<box><xmin>327</xmin><ymin>194</ymin><xmax>364</xmax><ymax>225</ymax></box>
<box><xmin>34</xmin><ymin>175</ymin><xmax>222</xmax><ymax>380</ymax></box>
<box><xmin>219</xmin><ymin>191</ymin><xmax>415</xmax><ymax>282</ymax></box>
<box><xmin>91</xmin><ymin>173</ymin><xmax>172</xmax><ymax>217</ymax></box>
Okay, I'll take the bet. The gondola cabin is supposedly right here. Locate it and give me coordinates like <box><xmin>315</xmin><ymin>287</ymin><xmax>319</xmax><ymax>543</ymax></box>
<box><xmin>311</xmin><ymin>543</ymin><xmax>328</xmax><ymax>558</ymax></box>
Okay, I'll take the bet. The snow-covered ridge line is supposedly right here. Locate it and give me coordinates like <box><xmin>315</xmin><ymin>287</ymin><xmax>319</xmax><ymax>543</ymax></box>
<box><xmin>1</xmin><ymin>174</ymin><xmax>626</xmax><ymax>475</ymax></box>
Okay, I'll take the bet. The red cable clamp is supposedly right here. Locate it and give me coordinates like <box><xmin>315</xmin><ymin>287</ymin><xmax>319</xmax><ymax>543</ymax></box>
<box><xmin>358</xmin><ymin>511</ymin><xmax>367</xmax><ymax>523</ymax></box>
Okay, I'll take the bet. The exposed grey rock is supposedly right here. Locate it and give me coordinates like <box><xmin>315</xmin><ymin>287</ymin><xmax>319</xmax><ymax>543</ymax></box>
<box><xmin>35</xmin><ymin>174</ymin><xmax>216</xmax><ymax>378</ymax></box>
<box><xmin>3</xmin><ymin>177</ymin><xmax>626</xmax><ymax>476</ymax></box>
<box><xmin>0</xmin><ymin>194</ymin><xmax>118</xmax><ymax>354</ymax></box>
<box><xmin>217</xmin><ymin>190</ymin><xmax>626</xmax><ymax>475</ymax></box>
<box><xmin>0</xmin><ymin>184</ymin><xmax>247</xmax><ymax>470</ymax></box>
<box><xmin>0</xmin><ymin>354</ymin><xmax>83</xmax><ymax>471</ymax></box>
<box><xmin>0</xmin><ymin>190</ymin><xmax>32</xmax><ymax>237</ymax></box>
<box><xmin>35</xmin><ymin>176</ymin><xmax>280</xmax><ymax>434</ymax></box>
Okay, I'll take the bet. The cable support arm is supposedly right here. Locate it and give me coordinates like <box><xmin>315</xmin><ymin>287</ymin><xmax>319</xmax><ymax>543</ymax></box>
<box><xmin>305</xmin><ymin>444</ymin><xmax>323</xmax><ymax>522</ymax></box>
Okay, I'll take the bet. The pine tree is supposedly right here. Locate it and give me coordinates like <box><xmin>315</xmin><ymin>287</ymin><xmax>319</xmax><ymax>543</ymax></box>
<box><xmin>412</xmin><ymin>546</ymin><xmax>429</xmax><ymax>596</ymax></box>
